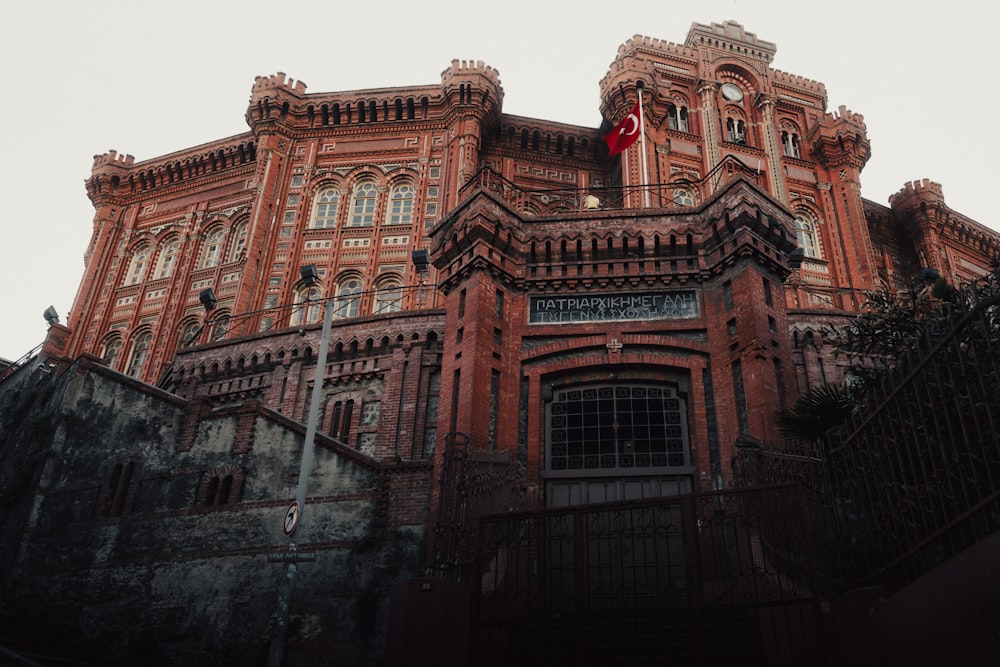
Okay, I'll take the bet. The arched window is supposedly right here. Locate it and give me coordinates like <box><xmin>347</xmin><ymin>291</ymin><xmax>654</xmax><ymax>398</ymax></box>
<box><xmin>794</xmin><ymin>212</ymin><xmax>821</xmax><ymax>259</ymax></box>
<box><xmin>127</xmin><ymin>245</ymin><xmax>151</xmax><ymax>285</ymax></box>
<box><xmin>210</xmin><ymin>310</ymin><xmax>231</xmax><ymax>342</ymax></box>
<box><xmin>349</xmin><ymin>182</ymin><xmax>378</xmax><ymax>227</ymax></box>
<box><xmin>374</xmin><ymin>277</ymin><xmax>403</xmax><ymax>314</ymax></box>
<box><xmin>155</xmin><ymin>237</ymin><xmax>180</xmax><ymax>279</ymax></box>
<box><xmin>386</xmin><ymin>183</ymin><xmax>414</xmax><ymax>226</ymax></box>
<box><xmin>201</xmin><ymin>227</ymin><xmax>225</xmax><ymax>268</ymax></box>
<box><xmin>334</xmin><ymin>277</ymin><xmax>363</xmax><ymax>318</ymax></box>
<box><xmin>292</xmin><ymin>285</ymin><xmax>323</xmax><ymax>325</ymax></box>
<box><xmin>229</xmin><ymin>222</ymin><xmax>248</xmax><ymax>262</ymax></box>
<box><xmin>126</xmin><ymin>330</ymin><xmax>153</xmax><ymax>378</ymax></box>
<box><xmin>312</xmin><ymin>187</ymin><xmax>340</xmax><ymax>229</ymax></box>
<box><xmin>101</xmin><ymin>335</ymin><xmax>123</xmax><ymax>369</ymax></box>
<box><xmin>667</xmin><ymin>104</ymin><xmax>689</xmax><ymax>132</ymax></box>
<box><xmin>726</xmin><ymin>118</ymin><xmax>746</xmax><ymax>144</ymax></box>
<box><xmin>782</xmin><ymin>131</ymin><xmax>801</xmax><ymax>159</ymax></box>
<box><xmin>177</xmin><ymin>319</ymin><xmax>201</xmax><ymax>348</ymax></box>
<box><xmin>672</xmin><ymin>189</ymin><xmax>694</xmax><ymax>207</ymax></box>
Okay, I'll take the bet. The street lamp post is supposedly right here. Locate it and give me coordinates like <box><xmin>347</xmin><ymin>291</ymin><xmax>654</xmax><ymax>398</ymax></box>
<box><xmin>267</xmin><ymin>286</ymin><xmax>334</xmax><ymax>667</ymax></box>
<box><xmin>264</xmin><ymin>256</ymin><xmax>430</xmax><ymax>664</ymax></box>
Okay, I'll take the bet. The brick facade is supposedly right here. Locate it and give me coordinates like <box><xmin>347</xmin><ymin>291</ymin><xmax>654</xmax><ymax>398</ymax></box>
<box><xmin>6</xmin><ymin>18</ymin><xmax>1000</xmax><ymax>665</ymax></box>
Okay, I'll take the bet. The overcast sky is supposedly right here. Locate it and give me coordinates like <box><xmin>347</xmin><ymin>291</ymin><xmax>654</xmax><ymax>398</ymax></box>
<box><xmin>0</xmin><ymin>0</ymin><xmax>992</xmax><ymax>360</ymax></box>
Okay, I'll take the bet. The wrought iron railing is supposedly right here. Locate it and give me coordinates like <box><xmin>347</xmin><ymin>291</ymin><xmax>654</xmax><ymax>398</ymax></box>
<box><xmin>472</xmin><ymin>486</ymin><xmax>831</xmax><ymax>666</ymax></box>
<box><xmin>427</xmin><ymin>432</ymin><xmax>519</xmax><ymax>581</ymax></box>
<box><xmin>457</xmin><ymin>155</ymin><xmax>764</xmax><ymax>218</ymax></box>
<box><xmin>736</xmin><ymin>290</ymin><xmax>1000</xmax><ymax>594</ymax></box>
<box><xmin>0</xmin><ymin>342</ymin><xmax>44</xmax><ymax>384</ymax></box>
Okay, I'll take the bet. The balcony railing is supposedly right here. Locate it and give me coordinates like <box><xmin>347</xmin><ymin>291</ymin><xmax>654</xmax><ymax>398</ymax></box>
<box><xmin>457</xmin><ymin>155</ymin><xmax>764</xmax><ymax>218</ymax></box>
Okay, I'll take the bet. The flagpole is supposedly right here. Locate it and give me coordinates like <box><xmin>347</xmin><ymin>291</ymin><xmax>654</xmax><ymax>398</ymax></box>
<box><xmin>638</xmin><ymin>89</ymin><xmax>650</xmax><ymax>208</ymax></box>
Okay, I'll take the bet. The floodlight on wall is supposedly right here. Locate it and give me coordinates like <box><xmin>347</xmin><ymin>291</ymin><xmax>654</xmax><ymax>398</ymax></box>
<box><xmin>788</xmin><ymin>247</ymin><xmax>805</xmax><ymax>270</ymax></box>
<box><xmin>42</xmin><ymin>305</ymin><xmax>60</xmax><ymax>326</ymax></box>
<box><xmin>411</xmin><ymin>249</ymin><xmax>429</xmax><ymax>275</ymax></box>
<box><xmin>300</xmin><ymin>264</ymin><xmax>320</xmax><ymax>286</ymax></box>
<box><xmin>199</xmin><ymin>288</ymin><xmax>218</xmax><ymax>311</ymax></box>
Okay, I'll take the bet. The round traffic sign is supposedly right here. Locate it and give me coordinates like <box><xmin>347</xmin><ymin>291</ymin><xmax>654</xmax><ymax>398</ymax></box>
<box><xmin>283</xmin><ymin>501</ymin><xmax>300</xmax><ymax>536</ymax></box>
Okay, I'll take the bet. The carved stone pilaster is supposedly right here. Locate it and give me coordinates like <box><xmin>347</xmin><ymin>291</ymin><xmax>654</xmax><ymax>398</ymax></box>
<box><xmin>756</xmin><ymin>95</ymin><xmax>788</xmax><ymax>204</ymax></box>
<box><xmin>697</xmin><ymin>82</ymin><xmax>721</xmax><ymax>190</ymax></box>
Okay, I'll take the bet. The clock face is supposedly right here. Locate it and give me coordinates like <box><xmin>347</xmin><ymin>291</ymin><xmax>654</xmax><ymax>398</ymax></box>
<box><xmin>721</xmin><ymin>83</ymin><xmax>743</xmax><ymax>102</ymax></box>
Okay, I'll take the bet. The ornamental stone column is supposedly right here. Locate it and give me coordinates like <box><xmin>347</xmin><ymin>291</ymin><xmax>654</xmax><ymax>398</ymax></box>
<box><xmin>757</xmin><ymin>94</ymin><xmax>788</xmax><ymax>204</ymax></box>
<box><xmin>697</xmin><ymin>81</ymin><xmax>721</xmax><ymax>192</ymax></box>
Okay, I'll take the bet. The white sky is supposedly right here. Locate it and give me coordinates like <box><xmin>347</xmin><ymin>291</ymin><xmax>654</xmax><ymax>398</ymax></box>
<box><xmin>1</xmin><ymin>0</ymin><xmax>992</xmax><ymax>360</ymax></box>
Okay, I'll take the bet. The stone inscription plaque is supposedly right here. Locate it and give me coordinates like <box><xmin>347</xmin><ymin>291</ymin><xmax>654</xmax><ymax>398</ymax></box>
<box><xmin>529</xmin><ymin>291</ymin><xmax>699</xmax><ymax>324</ymax></box>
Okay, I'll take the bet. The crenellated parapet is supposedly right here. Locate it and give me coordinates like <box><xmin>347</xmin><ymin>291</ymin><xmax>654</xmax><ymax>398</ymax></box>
<box><xmin>250</xmin><ymin>72</ymin><xmax>308</xmax><ymax>97</ymax></box>
<box><xmin>806</xmin><ymin>105</ymin><xmax>871</xmax><ymax>170</ymax></box>
<box><xmin>771</xmin><ymin>70</ymin><xmax>826</xmax><ymax>95</ymax></box>
<box><xmin>771</xmin><ymin>70</ymin><xmax>828</xmax><ymax>110</ymax></box>
<box><xmin>246</xmin><ymin>72</ymin><xmax>310</xmax><ymax>134</ymax></box>
<box><xmin>684</xmin><ymin>21</ymin><xmax>777</xmax><ymax>63</ymax></box>
<box><xmin>888</xmin><ymin>178</ymin><xmax>945</xmax><ymax>214</ymax></box>
<box><xmin>599</xmin><ymin>34</ymin><xmax>698</xmax><ymax>110</ymax></box>
<box><xmin>92</xmin><ymin>150</ymin><xmax>136</xmax><ymax>171</ymax></box>
<box><xmin>439</xmin><ymin>59</ymin><xmax>504</xmax><ymax>126</ymax></box>
<box><xmin>85</xmin><ymin>137</ymin><xmax>257</xmax><ymax>205</ymax></box>
<box><xmin>440</xmin><ymin>59</ymin><xmax>502</xmax><ymax>91</ymax></box>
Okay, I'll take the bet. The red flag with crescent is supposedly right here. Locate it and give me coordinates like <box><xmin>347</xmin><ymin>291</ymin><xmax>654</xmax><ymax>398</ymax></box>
<box><xmin>603</xmin><ymin>99</ymin><xmax>642</xmax><ymax>156</ymax></box>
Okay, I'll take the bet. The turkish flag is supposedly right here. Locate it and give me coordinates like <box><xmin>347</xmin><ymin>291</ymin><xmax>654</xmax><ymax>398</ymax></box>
<box><xmin>604</xmin><ymin>99</ymin><xmax>642</xmax><ymax>156</ymax></box>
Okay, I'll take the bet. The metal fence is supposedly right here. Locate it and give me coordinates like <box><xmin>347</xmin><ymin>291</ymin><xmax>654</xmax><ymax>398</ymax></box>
<box><xmin>471</xmin><ymin>486</ymin><xmax>832</xmax><ymax>666</ymax></box>
<box><xmin>736</xmin><ymin>291</ymin><xmax>1000</xmax><ymax>593</ymax></box>
<box><xmin>427</xmin><ymin>432</ymin><xmax>519</xmax><ymax>581</ymax></box>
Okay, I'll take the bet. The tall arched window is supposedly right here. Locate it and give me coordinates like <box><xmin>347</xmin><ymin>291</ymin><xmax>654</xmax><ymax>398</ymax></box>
<box><xmin>349</xmin><ymin>182</ymin><xmax>378</xmax><ymax>227</ymax></box>
<box><xmin>374</xmin><ymin>277</ymin><xmax>403</xmax><ymax>314</ymax></box>
<box><xmin>126</xmin><ymin>330</ymin><xmax>153</xmax><ymax>378</ymax></box>
<box><xmin>667</xmin><ymin>104</ymin><xmax>689</xmax><ymax>132</ymax></box>
<box><xmin>726</xmin><ymin>118</ymin><xmax>746</xmax><ymax>144</ymax></box>
<box><xmin>292</xmin><ymin>285</ymin><xmax>323</xmax><ymax>325</ymax></box>
<box><xmin>127</xmin><ymin>245</ymin><xmax>151</xmax><ymax>285</ymax></box>
<box><xmin>386</xmin><ymin>184</ymin><xmax>415</xmax><ymax>226</ymax></box>
<box><xmin>334</xmin><ymin>277</ymin><xmax>363</xmax><ymax>318</ymax></box>
<box><xmin>782</xmin><ymin>131</ymin><xmax>801</xmax><ymax>159</ymax></box>
<box><xmin>312</xmin><ymin>188</ymin><xmax>340</xmax><ymax>229</ymax></box>
<box><xmin>229</xmin><ymin>222</ymin><xmax>248</xmax><ymax>262</ymax></box>
<box><xmin>794</xmin><ymin>212</ymin><xmax>821</xmax><ymax>259</ymax></box>
<box><xmin>201</xmin><ymin>227</ymin><xmax>225</xmax><ymax>268</ymax></box>
<box><xmin>155</xmin><ymin>237</ymin><xmax>180</xmax><ymax>279</ymax></box>
<box><xmin>101</xmin><ymin>335</ymin><xmax>123</xmax><ymax>369</ymax></box>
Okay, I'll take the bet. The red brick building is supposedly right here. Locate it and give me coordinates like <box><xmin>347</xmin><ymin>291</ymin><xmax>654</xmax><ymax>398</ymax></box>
<box><xmin>7</xmin><ymin>19</ymin><xmax>1000</xmax><ymax>665</ymax></box>
<box><xmin>67</xmin><ymin>19</ymin><xmax>1000</xmax><ymax>507</ymax></box>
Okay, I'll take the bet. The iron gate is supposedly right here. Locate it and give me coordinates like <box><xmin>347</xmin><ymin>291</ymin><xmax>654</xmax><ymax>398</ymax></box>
<box><xmin>470</xmin><ymin>486</ymin><xmax>833</xmax><ymax>666</ymax></box>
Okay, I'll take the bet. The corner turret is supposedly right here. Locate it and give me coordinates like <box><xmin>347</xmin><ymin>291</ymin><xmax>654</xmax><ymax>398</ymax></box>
<box><xmin>806</xmin><ymin>105</ymin><xmax>871</xmax><ymax>172</ymax></box>
<box><xmin>246</xmin><ymin>72</ymin><xmax>309</xmax><ymax>134</ymax></box>
<box><xmin>888</xmin><ymin>179</ymin><xmax>946</xmax><ymax>220</ymax></box>
<box><xmin>439</xmin><ymin>59</ymin><xmax>504</xmax><ymax>124</ymax></box>
<box><xmin>86</xmin><ymin>150</ymin><xmax>136</xmax><ymax>205</ymax></box>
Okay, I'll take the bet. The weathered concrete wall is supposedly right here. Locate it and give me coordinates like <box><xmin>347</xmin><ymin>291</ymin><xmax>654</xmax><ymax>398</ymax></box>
<box><xmin>0</xmin><ymin>355</ymin><xmax>428</xmax><ymax>666</ymax></box>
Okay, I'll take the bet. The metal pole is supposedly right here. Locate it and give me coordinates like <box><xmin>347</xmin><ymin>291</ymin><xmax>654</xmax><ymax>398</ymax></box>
<box><xmin>268</xmin><ymin>297</ymin><xmax>334</xmax><ymax>666</ymax></box>
<box><xmin>638</xmin><ymin>88</ymin><xmax>650</xmax><ymax>208</ymax></box>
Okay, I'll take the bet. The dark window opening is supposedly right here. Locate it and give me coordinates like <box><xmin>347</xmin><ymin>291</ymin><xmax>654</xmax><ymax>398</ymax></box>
<box><xmin>548</xmin><ymin>385</ymin><xmax>690</xmax><ymax>472</ymax></box>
